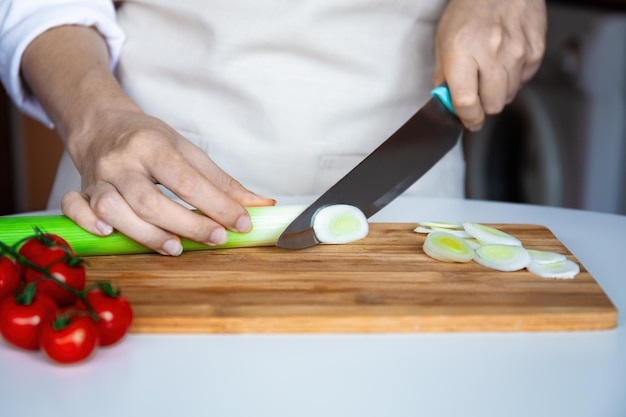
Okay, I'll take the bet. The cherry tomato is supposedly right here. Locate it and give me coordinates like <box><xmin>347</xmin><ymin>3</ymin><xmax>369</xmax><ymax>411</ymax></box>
<box><xmin>0</xmin><ymin>293</ymin><xmax>57</xmax><ymax>350</ymax></box>
<box><xmin>19</xmin><ymin>234</ymin><xmax>85</xmax><ymax>306</ymax></box>
<box><xmin>18</xmin><ymin>233</ymin><xmax>73</xmax><ymax>258</ymax></box>
<box><xmin>76</xmin><ymin>286</ymin><xmax>133</xmax><ymax>346</ymax></box>
<box><xmin>40</xmin><ymin>313</ymin><xmax>99</xmax><ymax>364</ymax></box>
<box><xmin>0</xmin><ymin>256</ymin><xmax>21</xmax><ymax>300</ymax></box>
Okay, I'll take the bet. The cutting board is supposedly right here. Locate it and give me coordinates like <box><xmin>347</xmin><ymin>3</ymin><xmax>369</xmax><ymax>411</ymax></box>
<box><xmin>83</xmin><ymin>224</ymin><xmax>618</xmax><ymax>333</ymax></box>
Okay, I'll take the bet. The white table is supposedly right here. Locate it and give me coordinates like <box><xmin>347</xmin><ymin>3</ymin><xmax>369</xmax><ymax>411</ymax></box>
<box><xmin>1</xmin><ymin>197</ymin><xmax>625</xmax><ymax>417</ymax></box>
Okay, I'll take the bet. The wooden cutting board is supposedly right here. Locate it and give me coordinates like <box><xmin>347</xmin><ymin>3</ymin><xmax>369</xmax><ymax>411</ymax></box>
<box><xmin>83</xmin><ymin>224</ymin><xmax>618</xmax><ymax>333</ymax></box>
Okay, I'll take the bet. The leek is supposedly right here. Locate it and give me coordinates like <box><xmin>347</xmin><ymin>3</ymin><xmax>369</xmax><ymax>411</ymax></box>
<box><xmin>414</xmin><ymin>222</ymin><xmax>472</xmax><ymax>238</ymax></box>
<box><xmin>417</xmin><ymin>221</ymin><xmax>464</xmax><ymax>229</ymax></box>
<box><xmin>527</xmin><ymin>259</ymin><xmax>580</xmax><ymax>279</ymax></box>
<box><xmin>423</xmin><ymin>232</ymin><xmax>474</xmax><ymax>263</ymax></box>
<box><xmin>473</xmin><ymin>244</ymin><xmax>531</xmax><ymax>272</ymax></box>
<box><xmin>0</xmin><ymin>205</ymin><xmax>307</xmax><ymax>256</ymax></box>
<box><xmin>415</xmin><ymin>221</ymin><xmax>580</xmax><ymax>279</ymax></box>
<box><xmin>527</xmin><ymin>249</ymin><xmax>567</xmax><ymax>265</ymax></box>
<box><xmin>312</xmin><ymin>205</ymin><xmax>369</xmax><ymax>245</ymax></box>
<box><xmin>462</xmin><ymin>222</ymin><xmax>522</xmax><ymax>246</ymax></box>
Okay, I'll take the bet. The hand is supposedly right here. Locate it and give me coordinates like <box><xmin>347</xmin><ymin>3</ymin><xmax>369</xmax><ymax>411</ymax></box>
<box><xmin>21</xmin><ymin>25</ymin><xmax>274</xmax><ymax>256</ymax></box>
<box><xmin>62</xmin><ymin>109</ymin><xmax>275</xmax><ymax>256</ymax></box>
<box><xmin>434</xmin><ymin>0</ymin><xmax>547</xmax><ymax>131</ymax></box>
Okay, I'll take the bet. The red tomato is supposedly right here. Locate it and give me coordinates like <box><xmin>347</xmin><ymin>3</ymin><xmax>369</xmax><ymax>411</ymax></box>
<box><xmin>19</xmin><ymin>234</ymin><xmax>85</xmax><ymax>306</ymax></box>
<box><xmin>0</xmin><ymin>256</ymin><xmax>21</xmax><ymax>300</ymax></box>
<box><xmin>18</xmin><ymin>233</ymin><xmax>73</xmax><ymax>259</ymax></box>
<box><xmin>0</xmin><ymin>293</ymin><xmax>57</xmax><ymax>350</ymax></box>
<box><xmin>40</xmin><ymin>314</ymin><xmax>99</xmax><ymax>364</ymax></box>
<box><xmin>76</xmin><ymin>287</ymin><xmax>133</xmax><ymax>346</ymax></box>
<box><xmin>25</xmin><ymin>262</ymin><xmax>86</xmax><ymax>307</ymax></box>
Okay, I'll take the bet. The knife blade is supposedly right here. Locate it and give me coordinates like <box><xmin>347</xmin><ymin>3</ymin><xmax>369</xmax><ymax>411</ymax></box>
<box><xmin>276</xmin><ymin>85</ymin><xmax>463</xmax><ymax>249</ymax></box>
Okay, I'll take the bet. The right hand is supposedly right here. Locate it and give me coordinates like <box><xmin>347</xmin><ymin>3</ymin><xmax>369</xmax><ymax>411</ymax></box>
<box><xmin>61</xmin><ymin>109</ymin><xmax>275</xmax><ymax>256</ymax></box>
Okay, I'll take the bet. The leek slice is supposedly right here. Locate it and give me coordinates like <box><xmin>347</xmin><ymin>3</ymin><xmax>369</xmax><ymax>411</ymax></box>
<box><xmin>414</xmin><ymin>225</ymin><xmax>471</xmax><ymax>238</ymax></box>
<box><xmin>431</xmin><ymin>228</ymin><xmax>472</xmax><ymax>239</ymax></box>
<box><xmin>464</xmin><ymin>238</ymin><xmax>482</xmax><ymax>250</ymax></box>
<box><xmin>463</xmin><ymin>222</ymin><xmax>522</xmax><ymax>246</ymax></box>
<box><xmin>473</xmin><ymin>244</ymin><xmax>531</xmax><ymax>272</ymax></box>
<box><xmin>423</xmin><ymin>232</ymin><xmax>474</xmax><ymax>263</ymax></box>
<box><xmin>417</xmin><ymin>222</ymin><xmax>581</xmax><ymax>279</ymax></box>
<box><xmin>527</xmin><ymin>259</ymin><xmax>580</xmax><ymax>279</ymax></box>
<box><xmin>527</xmin><ymin>249</ymin><xmax>567</xmax><ymax>264</ymax></box>
<box><xmin>418</xmin><ymin>221</ymin><xmax>464</xmax><ymax>229</ymax></box>
<box><xmin>312</xmin><ymin>205</ymin><xmax>369</xmax><ymax>244</ymax></box>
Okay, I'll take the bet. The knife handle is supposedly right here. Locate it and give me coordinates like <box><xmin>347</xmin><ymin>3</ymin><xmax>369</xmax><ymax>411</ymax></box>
<box><xmin>430</xmin><ymin>84</ymin><xmax>456</xmax><ymax>115</ymax></box>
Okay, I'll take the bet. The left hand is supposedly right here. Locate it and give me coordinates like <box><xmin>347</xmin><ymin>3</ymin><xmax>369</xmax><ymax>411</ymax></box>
<box><xmin>434</xmin><ymin>0</ymin><xmax>547</xmax><ymax>131</ymax></box>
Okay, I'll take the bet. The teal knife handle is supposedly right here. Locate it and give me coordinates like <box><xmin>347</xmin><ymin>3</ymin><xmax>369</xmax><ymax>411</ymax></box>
<box><xmin>430</xmin><ymin>83</ymin><xmax>456</xmax><ymax>115</ymax></box>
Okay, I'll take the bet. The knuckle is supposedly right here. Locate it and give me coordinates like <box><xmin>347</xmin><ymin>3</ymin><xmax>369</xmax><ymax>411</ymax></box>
<box><xmin>129</xmin><ymin>190</ymin><xmax>163</xmax><ymax>221</ymax></box>
<box><xmin>508</xmin><ymin>40</ymin><xmax>527</xmax><ymax>63</ymax></box>
<box><xmin>91</xmin><ymin>187</ymin><xmax>120</xmax><ymax>219</ymax></box>
<box><xmin>488</xmin><ymin>26</ymin><xmax>504</xmax><ymax>53</ymax></box>
<box><xmin>484</xmin><ymin>102</ymin><xmax>504</xmax><ymax>115</ymax></box>
<box><xmin>123</xmin><ymin>127</ymin><xmax>160</xmax><ymax>148</ymax></box>
<box><xmin>171</xmin><ymin>169</ymin><xmax>203</xmax><ymax>201</ymax></box>
<box><xmin>60</xmin><ymin>191</ymin><xmax>80</xmax><ymax>208</ymax></box>
<box><xmin>225</xmin><ymin>175</ymin><xmax>245</xmax><ymax>194</ymax></box>
<box><xmin>528</xmin><ymin>44</ymin><xmax>546</xmax><ymax>66</ymax></box>
<box><xmin>453</xmin><ymin>90</ymin><xmax>480</xmax><ymax>111</ymax></box>
<box><xmin>93</xmin><ymin>153</ymin><xmax>119</xmax><ymax>179</ymax></box>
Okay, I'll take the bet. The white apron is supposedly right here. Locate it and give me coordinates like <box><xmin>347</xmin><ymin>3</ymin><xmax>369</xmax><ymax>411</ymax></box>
<box><xmin>48</xmin><ymin>0</ymin><xmax>465</xmax><ymax>208</ymax></box>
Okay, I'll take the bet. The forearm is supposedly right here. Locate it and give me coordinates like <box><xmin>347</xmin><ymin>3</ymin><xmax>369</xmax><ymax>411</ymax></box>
<box><xmin>20</xmin><ymin>25</ymin><xmax>140</xmax><ymax>165</ymax></box>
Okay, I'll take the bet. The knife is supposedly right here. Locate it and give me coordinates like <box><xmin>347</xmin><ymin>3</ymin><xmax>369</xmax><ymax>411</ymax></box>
<box><xmin>276</xmin><ymin>84</ymin><xmax>463</xmax><ymax>249</ymax></box>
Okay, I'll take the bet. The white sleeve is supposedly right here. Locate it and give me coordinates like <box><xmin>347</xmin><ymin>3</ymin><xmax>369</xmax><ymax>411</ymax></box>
<box><xmin>0</xmin><ymin>0</ymin><xmax>125</xmax><ymax>127</ymax></box>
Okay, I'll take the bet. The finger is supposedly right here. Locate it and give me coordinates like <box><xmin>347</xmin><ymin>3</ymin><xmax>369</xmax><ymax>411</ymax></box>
<box><xmin>178</xmin><ymin>140</ymin><xmax>276</xmax><ymax>207</ymax></box>
<box><xmin>87</xmin><ymin>181</ymin><xmax>186</xmax><ymax>256</ymax></box>
<box><xmin>61</xmin><ymin>191</ymin><xmax>114</xmax><ymax>236</ymax></box>
<box><xmin>521</xmin><ymin>14</ymin><xmax>547</xmax><ymax>82</ymax></box>
<box><xmin>444</xmin><ymin>56</ymin><xmax>484</xmax><ymax>131</ymax></box>
<box><xmin>106</xmin><ymin>171</ymin><xmax>233</xmax><ymax>246</ymax></box>
<box><xmin>148</xmin><ymin>145</ymin><xmax>268</xmax><ymax>233</ymax></box>
<box><xmin>148</xmin><ymin>152</ymin><xmax>253</xmax><ymax>233</ymax></box>
<box><xmin>478</xmin><ymin>60</ymin><xmax>509</xmax><ymax>116</ymax></box>
<box><xmin>500</xmin><ymin>34</ymin><xmax>526</xmax><ymax>103</ymax></box>
<box><xmin>520</xmin><ymin>38</ymin><xmax>544</xmax><ymax>83</ymax></box>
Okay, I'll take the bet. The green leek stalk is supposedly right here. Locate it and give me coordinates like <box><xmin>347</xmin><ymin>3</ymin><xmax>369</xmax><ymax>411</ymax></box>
<box><xmin>0</xmin><ymin>205</ymin><xmax>306</xmax><ymax>256</ymax></box>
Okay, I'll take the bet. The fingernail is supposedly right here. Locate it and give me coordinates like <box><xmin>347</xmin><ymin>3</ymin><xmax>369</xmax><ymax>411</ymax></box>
<box><xmin>162</xmin><ymin>239</ymin><xmax>183</xmax><ymax>256</ymax></box>
<box><xmin>235</xmin><ymin>215</ymin><xmax>252</xmax><ymax>233</ymax></box>
<box><xmin>209</xmin><ymin>228</ymin><xmax>228</xmax><ymax>245</ymax></box>
<box><xmin>469</xmin><ymin>124</ymin><xmax>483</xmax><ymax>132</ymax></box>
<box><xmin>96</xmin><ymin>220</ymin><xmax>113</xmax><ymax>236</ymax></box>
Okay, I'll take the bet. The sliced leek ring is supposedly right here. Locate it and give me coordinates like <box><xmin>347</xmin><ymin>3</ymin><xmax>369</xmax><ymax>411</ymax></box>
<box><xmin>414</xmin><ymin>225</ymin><xmax>471</xmax><ymax>238</ymax></box>
<box><xmin>527</xmin><ymin>259</ymin><xmax>580</xmax><ymax>279</ymax></box>
<box><xmin>312</xmin><ymin>205</ymin><xmax>369</xmax><ymax>244</ymax></box>
<box><xmin>430</xmin><ymin>227</ymin><xmax>472</xmax><ymax>238</ymax></box>
<box><xmin>463</xmin><ymin>222</ymin><xmax>522</xmax><ymax>246</ymax></box>
<box><xmin>464</xmin><ymin>238</ymin><xmax>482</xmax><ymax>250</ymax></box>
<box><xmin>473</xmin><ymin>244</ymin><xmax>531</xmax><ymax>272</ymax></box>
<box><xmin>416</xmin><ymin>221</ymin><xmax>581</xmax><ymax>279</ymax></box>
<box><xmin>527</xmin><ymin>249</ymin><xmax>567</xmax><ymax>265</ymax></box>
<box><xmin>423</xmin><ymin>232</ymin><xmax>474</xmax><ymax>263</ymax></box>
<box><xmin>418</xmin><ymin>221</ymin><xmax>464</xmax><ymax>229</ymax></box>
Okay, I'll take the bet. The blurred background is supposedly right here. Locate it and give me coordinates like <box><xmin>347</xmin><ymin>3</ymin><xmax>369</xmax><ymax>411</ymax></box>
<box><xmin>1</xmin><ymin>0</ymin><xmax>625</xmax><ymax>216</ymax></box>
<box><xmin>463</xmin><ymin>0</ymin><xmax>626</xmax><ymax>215</ymax></box>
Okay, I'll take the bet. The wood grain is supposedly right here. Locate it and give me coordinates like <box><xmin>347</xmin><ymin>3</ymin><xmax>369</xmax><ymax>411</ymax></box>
<box><xmin>83</xmin><ymin>224</ymin><xmax>618</xmax><ymax>333</ymax></box>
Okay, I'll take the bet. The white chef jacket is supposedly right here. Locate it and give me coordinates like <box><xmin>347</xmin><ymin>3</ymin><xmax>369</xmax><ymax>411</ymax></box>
<box><xmin>0</xmin><ymin>0</ymin><xmax>465</xmax><ymax>209</ymax></box>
